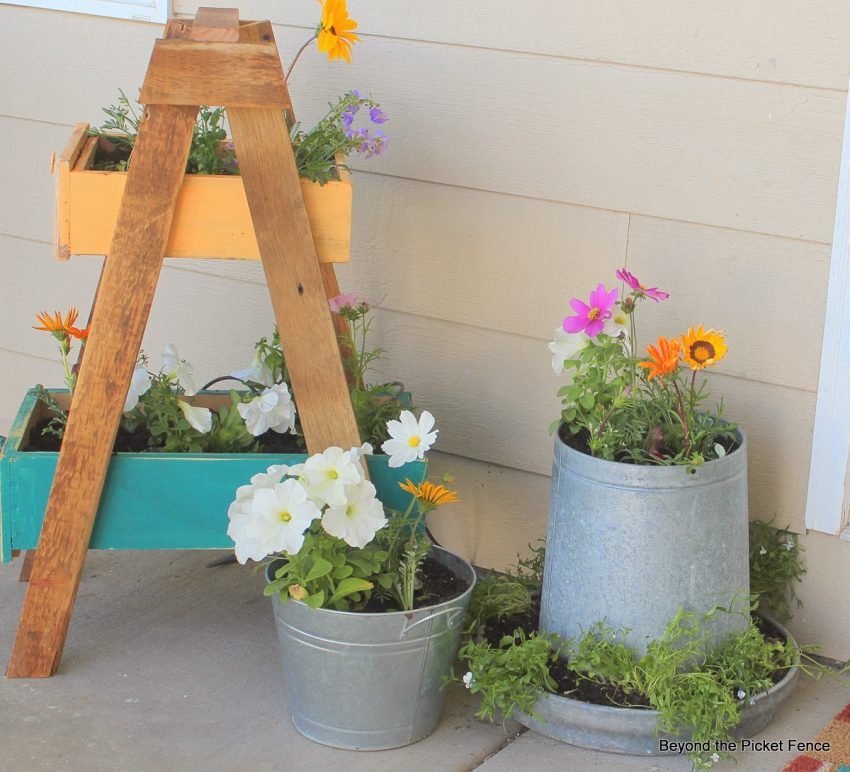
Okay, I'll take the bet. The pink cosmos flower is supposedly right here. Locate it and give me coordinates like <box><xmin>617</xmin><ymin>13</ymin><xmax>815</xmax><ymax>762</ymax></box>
<box><xmin>615</xmin><ymin>268</ymin><xmax>669</xmax><ymax>302</ymax></box>
<box><xmin>328</xmin><ymin>292</ymin><xmax>359</xmax><ymax>314</ymax></box>
<box><xmin>563</xmin><ymin>284</ymin><xmax>619</xmax><ymax>338</ymax></box>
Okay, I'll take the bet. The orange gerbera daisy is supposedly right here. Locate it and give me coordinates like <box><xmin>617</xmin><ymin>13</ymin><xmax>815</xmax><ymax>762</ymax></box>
<box><xmin>399</xmin><ymin>479</ymin><xmax>460</xmax><ymax>509</ymax></box>
<box><xmin>33</xmin><ymin>307</ymin><xmax>79</xmax><ymax>335</ymax></box>
<box><xmin>639</xmin><ymin>336</ymin><xmax>681</xmax><ymax>381</ymax></box>
<box><xmin>680</xmin><ymin>325</ymin><xmax>728</xmax><ymax>370</ymax></box>
<box><xmin>317</xmin><ymin>0</ymin><xmax>360</xmax><ymax>63</ymax></box>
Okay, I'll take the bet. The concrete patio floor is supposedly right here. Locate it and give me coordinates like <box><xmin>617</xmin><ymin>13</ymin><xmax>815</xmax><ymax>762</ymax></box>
<box><xmin>1</xmin><ymin>550</ymin><xmax>847</xmax><ymax>771</ymax></box>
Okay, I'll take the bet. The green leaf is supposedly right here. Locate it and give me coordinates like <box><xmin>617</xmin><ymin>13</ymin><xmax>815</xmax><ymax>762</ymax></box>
<box><xmin>579</xmin><ymin>392</ymin><xmax>596</xmax><ymax>410</ymax></box>
<box><xmin>303</xmin><ymin>591</ymin><xmax>325</xmax><ymax>608</ymax></box>
<box><xmin>330</xmin><ymin>577</ymin><xmax>374</xmax><ymax>604</ymax></box>
<box><xmin>305</xmin><ymin>558</ymin><xmax>333</xmax><ymax>583</ymax></box>
<box><xmin>333</xmin><ymin>565</ymin><xmax>354</xmax><ymax>580</ymax></box>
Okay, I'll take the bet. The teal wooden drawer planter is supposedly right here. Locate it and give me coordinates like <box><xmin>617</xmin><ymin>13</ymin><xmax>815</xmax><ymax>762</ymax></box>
<box><xmin>0</xmin><ymin>388</ymin><xmax>426</xmax><ymax>563</ymax></box>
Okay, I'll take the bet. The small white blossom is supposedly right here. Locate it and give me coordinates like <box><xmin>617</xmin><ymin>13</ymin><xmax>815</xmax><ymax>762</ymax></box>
<box><xmin>548</xmin><ymin>327</ymin><xmax>582</xmax><ymax>375</ymax></box>
<box><xmin>231</xmin><ymin>353</ymin><xmax>274</xmax><ymax>388</ymax></box>
<box><xmin>710</xmin><ymin>753</ymin><xmax>720</xmax><ymax>764</ymax></box>
<box><xmin>162</xmin><ymin>344</ymin><xmax>198</xmax><ymax>395</ymax></box>
<box><xmin>124</xmin><ymin>364</ymin><xmax>151</xmax><ymax>412</ymax></box>
<box><xmin>227</xmin><ymin>478</ymin><xmax>320</xmax><ymax>563</ymax></box>
<box><xmin>603</xmin><ymin>308</ymin><xmax>629</xmax><ymax>340</ymax></box>
<box><xmin>784</xmin><ymin>540</ymin><xmax>794</xmax><ymax>551</ymax></box>
<box><xmin>178</xmin><ymin>400</ymin><xmax>212</xmax><ymax>433</ymax></box>
<box><xmin>237</xmin><ymin>383</ymin><xmax>297</xmax><ymax>436</ymax></box>
<box><xmin>302</xmin><ymin>446</ymin><xmax>364</xmax><ymax>507</ymax></box>
<box><xmin>462</xmin><ymin>672</ymin><xmax>473</xmax><ymax>689</ymax></box>
<box><xmin>382</xmin><ymin>410</ymin><xmax>438</xmax><ymax>468</ymax></box>
<box><xmin>321</xmin><ymin>479</ymin><xmax>387</xmax><ymax>548</ymax></box>
<box><xmin>759</xmin><ymin>546</ymin><xmax>767</xmax><ymax>556</ymax></box>
<box><xmin>736</xmin><ymin>689</ymin><xmax>746</xmax><ymax>700</ymax></box>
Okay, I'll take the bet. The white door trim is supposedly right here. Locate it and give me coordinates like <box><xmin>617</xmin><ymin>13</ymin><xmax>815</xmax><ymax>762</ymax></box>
<box><xmin>805</xmin><ymin>84</ymin><xmax>850</xmax><ymax>534</ymax></box>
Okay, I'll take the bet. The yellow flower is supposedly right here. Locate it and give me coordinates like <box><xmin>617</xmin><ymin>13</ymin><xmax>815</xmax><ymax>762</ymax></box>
<box><xmin>399</xmin><ymin>479</ymin><xmax>460</xmax><ymax>508</ymax></box>
<box><xmin>680</xmin><ymin>325</ymin><xmax>728</xmax><ymax>370</ymax></box>
<box><xmin>33</xmin><ymin>308</ymin><xmax>79</xmax><ymax>334</ymax></box>
<box><xmin>317</xmin><ymin>0</ymin><xmax>360</xmax><ymax>63</ymax></box>
<box><xmin>639</xmin><ymin>336</ymin><xmax>681</xmax><ymax>381</ymax></box>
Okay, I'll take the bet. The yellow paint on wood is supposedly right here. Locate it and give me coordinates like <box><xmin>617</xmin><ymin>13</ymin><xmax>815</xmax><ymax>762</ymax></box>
<box><xmin>56</xmin><ymin>124</ymin><xmax>351</xmax><ymax>262</ymax></box>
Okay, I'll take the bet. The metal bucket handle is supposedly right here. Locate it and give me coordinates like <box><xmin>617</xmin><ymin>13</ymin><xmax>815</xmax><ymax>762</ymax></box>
<box><xmin>399</xmin><ymin>605</ymin><xmax>465</xmax><ymax>639</ymax></box>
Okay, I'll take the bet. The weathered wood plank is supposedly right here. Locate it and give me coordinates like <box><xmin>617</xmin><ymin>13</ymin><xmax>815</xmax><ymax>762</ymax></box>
<box><xmin>228</xmin><ymin>106</ymin><xmax>361</xmax><ymax>452</ymax></box>
<box><xmin>188</xmin><ymin>7</ymin><xmax>240</xmax><ymax>41</ymax></box>
<box><xmin>52</xmin><ymin>123</ymin><xmax>88</xmax><ymax>261</ymax></box>
<box><xmin>141</xmin><ymin>40</ymin><xmax>290</xmax><ymax>108</ymax></box>
<box><xmin>6</xmin><ymin>101</ymin><xmax>198</xmax><ymax>677</ymax></box>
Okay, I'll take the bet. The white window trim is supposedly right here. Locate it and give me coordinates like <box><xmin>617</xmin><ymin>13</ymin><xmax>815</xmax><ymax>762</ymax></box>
<box><xmin>805</xmin><ymin>79</ymin><xmax>850</xmax><ymax>536</ymax></box>
<box><xmin>2</xmin><ymin>0</ymin><xmax>168</xmax><ymax>23</ymax></box>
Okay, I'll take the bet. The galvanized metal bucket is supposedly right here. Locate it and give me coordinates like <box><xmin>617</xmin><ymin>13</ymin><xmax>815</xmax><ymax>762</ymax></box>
<box><xmin>268</xmin><ymin>547</ymin><xmax>475</xmax><ymax>750</ymax></box>
<box><xmin>541</xmin><ymin>429</ymin><xmax>749</xmax><ymax>656</ymax></box>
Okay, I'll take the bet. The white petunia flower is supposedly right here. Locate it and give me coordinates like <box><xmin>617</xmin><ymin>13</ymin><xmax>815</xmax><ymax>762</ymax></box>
<box><xmin>321</xmin><ymin>479</ymin><xmax>387</xmax><ymax>548</ymax></box>
<box><xmin>237</xmin><ymin>383</ymin><xmax>297</xmax><ymax>436</ymax></box>
<box><xmin>302</xmin><ymin>447</ymin><xmax>364</xmax><ymax>507</ymax></box>
<box><xmin>227</xmin><ymin>478</ymin><xmax>320</xmax><ymax>563</ymax></box>
<box><xmin>231</xmin><ymin>353</ymin><xmax>274</xmax><ymax>388</ymax></box>
<box><xmin>784</xmin><ymin>540</ymin><xmax>795</xmax><ymax>551</ymax></box>
<box><xmin>381</xmin><ymin>410</ymin><xmax>438</xmax><ymax>468</ymax></box>
<box><xmin>603</xmin><ymin>308</ymin><xmax>629</xmax><ymax>340</ymax></box>
<box><xmin>548</xmin><ymin>327</ymin><xmax>582</xmax><ymax>376</ymax></box>
<box><xmin>162</xmin><ymin>344</ymin><xmax>198</xmax><ymax>395</ymax></box>
<box><xmin>124</xmin><ymin>364</ymin><xmax>152</xmax><ymax>412</ymax></box>
<box><xmin>462</xmin><ymin>672</ymin><xmax>473</xmax><ymax>689</ymax></box>
<box><xmin>228</xmin><ymin>464</ymin><xmax>289</xmax><ymax>519</ymax></box>
<box><xmin>178</xmin><ymin>400</ymin><xmax>212</xmax><ymax>433</ymax></box>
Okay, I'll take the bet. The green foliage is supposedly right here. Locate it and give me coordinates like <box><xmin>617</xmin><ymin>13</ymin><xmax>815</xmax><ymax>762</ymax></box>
<box><xmin>264</xmin><ymin>526</ymin><xmax>390</xmax><ymax>610</ymax></box>
<box><xmin>291</xmin><ymin>91</ymin><xmax>387</xmax><ymax>185</ymax></box>
<box><xmin>460</xmin><ymin>631</ymin><xmax>560</xmax><ymax>722</ymax></box>
<box><xmin>465</xmin><ymin>574</ymin><xmax>534</xmax><ymax>635</ymax></box>
<box><xmin>205</xmin><ymin>392</ymin><xmax>259</xmax><ymax>453</ymax></box>
<box><xmin>88</xmin><ymin>89</ymin><xmax>387</xmax><ymax>183</ymax></box>
<box><xmin>749</xmin><ymin>520</ymin><xmax>806</xmax><ymax>621</ymax></box>
<box><xmin>34</xmin><ymin>385</ymin><xmax>68</xmax><ymax>439</ymax></box>
<box><xmin>126</xmin><ymin>373</ymin><xmax>205</xmax><ymax>452</ymax></box>
<box><xmin>88</xmin><ymin>91</ymin><xmax>237</xmax><ymax>175</ymax></box>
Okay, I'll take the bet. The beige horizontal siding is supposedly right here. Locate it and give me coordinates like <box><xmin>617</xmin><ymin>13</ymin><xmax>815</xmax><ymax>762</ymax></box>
<box><xmin>180</xmin><ymin>0</ymin><xmax>850</xmax><ymax>90</ymax></box>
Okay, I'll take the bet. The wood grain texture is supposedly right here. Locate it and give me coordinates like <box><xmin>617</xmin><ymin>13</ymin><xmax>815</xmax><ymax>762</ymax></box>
<box><xmin>141</xmin><ymin>40</ymin><xmax>290</xmax><ymax>108</ymax></box>
<box><xmin>228</xmin><ymin>107</ymin><xmax>361</xmax><ymax>452</ymax></box>
<box><xmin>52</xmin><ymin>123</ymin><xmax>88</xmax><ymax>261</ymax></box>
<box><xmin>188</xmin><ymin>7</ymin><xmax>239</xmax><ymax>41</ymax></box>
<box><xmin>181</xmin><ymin>0</ymin><xmax>850</xmax><ymax>90</ymax></box>
<box><xmin>6</xmin><ymin>102</ymin><xmax>198</xmax><ymax>677</ymax></box>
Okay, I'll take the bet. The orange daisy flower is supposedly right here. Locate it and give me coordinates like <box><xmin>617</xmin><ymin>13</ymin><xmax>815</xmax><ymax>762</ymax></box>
<box><xmin>680</xmin><ymin>325</ymin><xmax>728</xmax><ymax>370</ymax></box>
<box><xmin>68</xmin><ymin>325</ymin><xmax>90</xmax><ymax>342</ymax></box>
<box><xmin>317</xmin><ymin>0</ymin><xmax>360</xmax><ymax>63</ymax></box>
<box><xmin>639</xmin><ymin>336</ymin><xmax>681</xmax><ymax>381</ymax></box>
<box><xmin>399</xmin><ymin>479</ymin><xmax>460</xmax><ymax>508</ymax></box>
<box><xmin>33</xmin><ymin>308</ymin><xmax>79</xmax><ymax>335</ymax></box>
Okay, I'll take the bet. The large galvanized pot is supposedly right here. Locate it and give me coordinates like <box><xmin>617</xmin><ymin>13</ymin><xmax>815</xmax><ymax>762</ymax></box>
<box><xmin>268</xmin><ymin>547</ymin><xmax>475</xmax><ymax>750</ymax></box>
<box><xmin>540</xmin><ymin>427</ymin><xmax>749</xmax><ymax>656</ymax></box>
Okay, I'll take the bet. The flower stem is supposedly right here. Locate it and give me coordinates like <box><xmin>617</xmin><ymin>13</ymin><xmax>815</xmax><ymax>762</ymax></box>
<box><xmin>286</xmin><ymin>35</ymin><xmax>317</xmax><ymax>82</ymax></box>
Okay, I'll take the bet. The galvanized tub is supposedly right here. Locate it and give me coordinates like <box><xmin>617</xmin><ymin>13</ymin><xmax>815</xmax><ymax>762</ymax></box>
<box><xmin>517</xmin><ymin>614</ymin><xmax>799</xmax><ymax>755</ymax></box>
<box><xmin>268</xmin><ymin>546</ymin><xmax>475</xmax><ymax>750</ymax></box>
<box><xmin>541</xmin><ymin>428</ymin><xmax>749</xmax><ymax>656</ymax></box>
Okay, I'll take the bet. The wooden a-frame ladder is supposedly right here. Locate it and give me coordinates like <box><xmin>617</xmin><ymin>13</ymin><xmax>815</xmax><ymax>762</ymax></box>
<box><xmin>7</xmin><ymin>8</ymin><xmax>361</xmax><ymax>678</ymax></box>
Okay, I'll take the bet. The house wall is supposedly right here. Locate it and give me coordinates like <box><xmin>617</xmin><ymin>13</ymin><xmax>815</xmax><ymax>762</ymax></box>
<box><xmin>1</xmin><ymin>2</ymin><xmax>848</xmax><ymax>657</ymax></box>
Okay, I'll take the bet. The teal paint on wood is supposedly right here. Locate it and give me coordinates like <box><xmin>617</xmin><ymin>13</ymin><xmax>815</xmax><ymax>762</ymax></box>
<box><xmin>0</xmin><ymin>389</ymin><xmax>427</xmax><ymax>562</ymax></box>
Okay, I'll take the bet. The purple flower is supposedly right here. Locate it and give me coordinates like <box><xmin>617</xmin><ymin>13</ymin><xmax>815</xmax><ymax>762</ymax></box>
<box><xmin>615</xmin><ymin>268</ymin><xmax>669</xmax><ymax>302</ymax></box>
<box><xmin>369</xmin><ymin>107</ymin><xmax>387</xmax><ymax>124</ymax></box>
<box><xmin>563</xmin><ymin>284</ymin><xmax>619</xmax><ymax>338</ymax></box>
<box><xmin>329</xmin><ymin>292</ymin><xmax>359</xmax><ymax>314</ymax></box>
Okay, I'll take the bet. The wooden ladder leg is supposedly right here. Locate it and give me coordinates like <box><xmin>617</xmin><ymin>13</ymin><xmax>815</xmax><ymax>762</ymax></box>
<box><xmin>6</xmin><ymin>103</ymin><xmax>197</xmax><ymax>678</ymax></box>
<box><xmin>228</xmin><ymin>106</ymin><xmax>362</xmax><ymax>453</ymax></box>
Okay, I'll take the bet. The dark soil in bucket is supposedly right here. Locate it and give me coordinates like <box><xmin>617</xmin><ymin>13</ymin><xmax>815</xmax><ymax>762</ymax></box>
<box><xmin>360</xmin><ymin>555</ymin><xmax>471</xmax><ymax>613</ymax></box>
<box><xmin>476</xmin><ymin>600</ymin><xmax>791</xmax><ymax>710</ymax></box>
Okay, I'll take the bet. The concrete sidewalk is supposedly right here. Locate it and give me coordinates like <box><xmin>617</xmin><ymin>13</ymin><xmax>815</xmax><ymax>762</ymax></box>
<box><xmin>1</xmin><ymin>551</ymin><xmax>847</xmax><ymax>771</ymax></box>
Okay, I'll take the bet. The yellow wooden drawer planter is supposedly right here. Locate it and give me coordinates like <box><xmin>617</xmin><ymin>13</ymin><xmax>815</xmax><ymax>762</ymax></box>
<box><xmin>52</xmin><ymin>123</ymin><xmax>353</xmax><ymax>263</ymax></box>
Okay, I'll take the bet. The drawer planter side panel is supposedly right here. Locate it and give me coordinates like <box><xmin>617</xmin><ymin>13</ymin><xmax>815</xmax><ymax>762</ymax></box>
<box><xmin>0</xmin><ymin>389</ymin><xmax>426</xmax><ymax>561</ymax></box>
